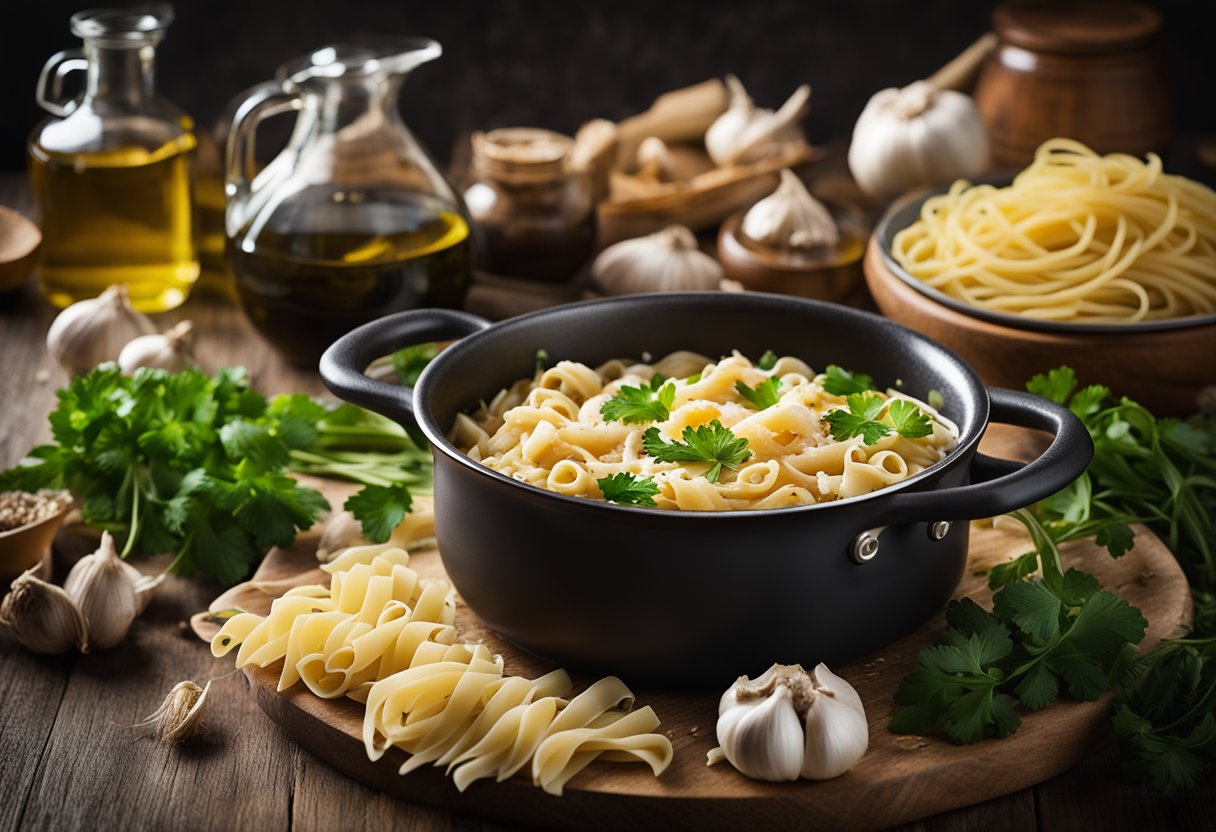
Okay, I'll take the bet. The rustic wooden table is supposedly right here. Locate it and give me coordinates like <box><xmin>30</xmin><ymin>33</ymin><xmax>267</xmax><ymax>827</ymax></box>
<box><xmin>1</xmin><ymin>173</ymin><xmax>1212</xmax><ymax>831</ymax></box>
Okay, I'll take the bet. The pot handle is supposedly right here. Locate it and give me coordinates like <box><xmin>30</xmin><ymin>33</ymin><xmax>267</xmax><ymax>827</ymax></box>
<box><xmin>319</xmin><ymin>309</ymin><xmax>492</xmax><ymax>423</ymax></box>
<box><xmin>870</xmin><ymin>387</ymin><xmax>1093</xmax><ymax>526</ymax></box>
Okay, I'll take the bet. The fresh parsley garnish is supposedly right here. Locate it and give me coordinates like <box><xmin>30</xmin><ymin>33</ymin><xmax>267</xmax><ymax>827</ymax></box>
<box><xmin>391</xmin><ymin>343</ymin><xmax>439</xmax><ymax>387</ymax></box>
<box><xmin>891</xmin><ymin>509</ymin><xmax>1147</xmax><ymax>745</ymax></box>
<box><xmin>735</xmin><ymin>377</ymin><xmax>782</xmax><ymax>410</ymax></box>
<box><xmin>641</xmin><ymin>420</ymin><xmax>751</xmax><ymax>484</ymax></box>
<box><xmin>822</xmin><ymin>364</ymin><xmax>874</xmax><ymax>396</ymax></box>
<box><xmin>344</xmin><ymin>482</ymin><xmax>413</xmax><ymax>543</ymax></box>
<box><xmin>757</xmin><ymin>350</ymin><xmax>778</xmax><ymax>371</ymax></box>
<box><xmin>685</xmin><ymin>371</ymin><xmax>703</xmax><ymax>385</ymax></box>
<box><xmin>823</xmin><ymin>393</ymin><xmax>933</xmax><ymax>445</ymax></box>
<box><xmin>596</xmin><ymin>473</ymin><xmax>660</xmax><ymax>507</ymax></box>
<box><xmin>535</xmin><ymin>348</ymin><xmax>552</xmax><ymax>373</ymax></box>
<box><xmin>601</xmin><ymin>375</ymin><xmax>676</xmax><ymax>425</ymax></box>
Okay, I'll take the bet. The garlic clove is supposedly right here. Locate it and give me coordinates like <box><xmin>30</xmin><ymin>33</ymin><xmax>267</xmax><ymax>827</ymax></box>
<box><xmin>717</xmin><ymin>681</ymin><xmax>804</xmax><ymax>781</ymax></box>
<box><xmin>592</xmin><ymin>225</ymin><xmax>725</xmax><ymax>296</ymax></box>
<box><xmin>117</xmin><ymin>320</ymin><xmax>196</xmax><ymax>375</ymax></box>
<box><xmin>741</xmin><ymin>169</ymin><xmax>839</xmax><ymax>251</ymax></box>
<box><xmin>0</xmin><ymin>568</ymin><xmax>88</xmax><ymax>654</ymax></box>
<box><xmin>46</xmin><ymin>284</ymin><xmax>156</xmax><ymax>375</ymax></box>
<box><xmin>64</xmin><ymin>530</ymin><xmax>139</xmax><ymax>650</ymax></box>
<box><xmin>801</xmin><ymin>663</ymin><xmax>869</xmax><ymax>780</ymax></box>
<box><xmin>705</xmin><ymin>76</ymin><xmax>811</xmax><ymax>167</ymax></box>
<box><xmin>138</xmin><ymin>679</ymin><xmax>212</xmax><ymax>743</ymax></box>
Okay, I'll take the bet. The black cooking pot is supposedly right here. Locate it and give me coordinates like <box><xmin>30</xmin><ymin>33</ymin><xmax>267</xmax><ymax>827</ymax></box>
<box><xmin>321</xmin><ymin>293</ymin><xmax>1092</xmax><ymax>688</ymax></box>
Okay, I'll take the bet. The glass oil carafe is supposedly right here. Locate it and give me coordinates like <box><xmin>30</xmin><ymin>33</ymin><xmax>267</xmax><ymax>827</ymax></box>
<box><xmin>29</xmin><ymin>5</ymin><xmax>198</xmax><ymax>312</ymax></box>
<box><xmin>225</xmin><ymin>40</ymin><xmax>472</xmax><ymax>364</ymax></box>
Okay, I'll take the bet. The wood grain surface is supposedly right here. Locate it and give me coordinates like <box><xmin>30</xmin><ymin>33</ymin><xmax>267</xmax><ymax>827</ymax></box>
<box><xmin>187</xmin><ymin>466</ymin><xmax>1189</xmax><ymax>832</ymax></box>
<box><xmin>2</xmin><ymin>172</ymin><xmax>1214</xmax><ymax>830</ymax></box>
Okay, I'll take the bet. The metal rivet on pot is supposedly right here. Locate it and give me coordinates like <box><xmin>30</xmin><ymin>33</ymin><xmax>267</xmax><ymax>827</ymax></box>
<box><xmin>928</xmin><ymin>521</ymin><xmax>951</xmax><ymax>541</ymax></box>
<box><xmin>850</xmin><ymin>532</ymin><xmax>880</xmax><ymax>564</ymax></box>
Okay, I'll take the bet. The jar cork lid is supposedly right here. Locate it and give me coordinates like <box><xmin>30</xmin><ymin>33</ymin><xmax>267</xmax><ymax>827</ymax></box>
<box><xmin>994</xmin><ymin>1</ymin><xmax>1162</xmax><ymax>55</ymax></box>
<box><xmin>472</xmin><ymin>128</ymin><xmax>574</xmax><ymax>184</ymax></box>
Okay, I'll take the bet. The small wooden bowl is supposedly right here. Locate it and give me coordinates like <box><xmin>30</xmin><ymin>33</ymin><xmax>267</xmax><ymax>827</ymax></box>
<box><xmin>717</xmin><ymin>211</ymin><xmax>865</xmax><ymax>303</ymax></box>
<box><xmin>0</xmin><ymin>505</ymin><xmax>70</xmax><ymax>580</ymax></box>
<box><xmin>864</xmin><ymin>218</ymin><xmax>1216</xmax><ymax>416</ymax></box>
<box><xmin>0</xmin><ymin>206</ymin><xmax>41</xmax><ymax>294</ymax></box>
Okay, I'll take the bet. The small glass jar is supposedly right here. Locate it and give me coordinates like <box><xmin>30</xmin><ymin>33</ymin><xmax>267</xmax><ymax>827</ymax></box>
<box><xmin>463</xmin><ymin>128</ymin><xmax>595</xmax><ymax>283</ymax></box>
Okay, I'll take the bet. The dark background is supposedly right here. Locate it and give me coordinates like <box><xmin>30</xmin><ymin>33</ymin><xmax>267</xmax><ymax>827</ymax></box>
<box><xmin>2</xmin><ymin>0</ymin><xmax>1213</xmax><ymax>171</ymax></box>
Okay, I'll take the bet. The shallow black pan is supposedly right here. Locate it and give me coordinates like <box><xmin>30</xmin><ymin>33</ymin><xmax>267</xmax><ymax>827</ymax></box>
<box><xmin>321</xmin><ymin>292</ymin><xmax>1091</xmax><ymax>688</ymax></box>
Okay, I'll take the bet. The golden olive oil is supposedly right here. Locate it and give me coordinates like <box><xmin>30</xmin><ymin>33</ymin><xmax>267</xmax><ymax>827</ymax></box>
<box><xmin>230</xmin><ymin>192</ymin><xmax>471</xmax><ymax>365</ymax></box>
<box><xmin>29</xmin><ymin>135</ymin><xmax>199</xmax><ymax>312</ymax></box>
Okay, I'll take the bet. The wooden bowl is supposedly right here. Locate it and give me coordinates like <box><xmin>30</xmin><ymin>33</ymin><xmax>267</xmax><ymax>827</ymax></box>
<box><xmin>864</xmin><ymin>200</ymin><xmax>1216</xmax><ymax>415</ymax></box>
<box><xmin>0</xmin><ymin>206</ymin><xmax>41</xmax><ymax>294</ymax></box>
<box><xmin>716</xmin><ymin>212</ymin><xmax>865</xmax><ymax>303</ymax></box>
<box><xmin>0</xmin><ymin>505</ymin><xmax>69</xmax><ymax>580</ymax></box>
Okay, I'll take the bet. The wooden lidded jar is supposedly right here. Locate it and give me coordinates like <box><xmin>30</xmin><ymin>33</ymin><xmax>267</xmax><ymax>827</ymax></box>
<box><xmin>974</xmin><ymin>0</ymin><xmax>1171</xmax><ymax>167</ymax></box>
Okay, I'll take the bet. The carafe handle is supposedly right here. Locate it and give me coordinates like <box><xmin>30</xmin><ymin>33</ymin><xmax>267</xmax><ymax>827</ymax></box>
<box><xmin>225</xmin><ymin>81</ymin><xmax>303</xmax><ymax>235</ymax></box>
<box><xmin>36</xmin><ymin>50</ymin><xmax>89</xmax><ymax>117</ymax></box>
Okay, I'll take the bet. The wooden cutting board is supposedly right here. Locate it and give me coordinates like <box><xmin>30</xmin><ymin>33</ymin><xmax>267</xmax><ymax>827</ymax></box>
<box><xmin>192</xmin><ymin>427</ymin><xmax>1191</xmax><ymax>831</ymax></box>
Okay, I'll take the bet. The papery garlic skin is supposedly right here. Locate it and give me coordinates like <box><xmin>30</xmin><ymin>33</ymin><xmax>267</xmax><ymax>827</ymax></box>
<box><xmin>317</xmin><ymin>510</ymin><xmax>369</xmax><ymax>562</ymax></box>
<box><xmin>848</xmin><ymin>80</ymin><xmax>990</xmax><ymax>202</ymax></box>
<box><xmin>0</xmin><ymin>568</ymin><xmax>88</xmax><ymax>654</ymax></box>
<box><xmin>592</xmin><ymin>225</ymin><xmax>725</xmax><ymax>296</ymax></box>
<box><xmin>64</xmin><ymin>531</ymin><xmax>138</xmax><ymax>649</ymax></box>
<box><xmin>118</xmin><ymin>320</ymin><xmax>196</xmax><ymax>374</ymax></box>
<box><xmin>706</xmin><ymin>76</ymin><xmax>811</xmax><ymax>167</ymax></box>
<box><xmin>741</xmin><ymin>169</ymin><xmax>839</xmax><ymax>250</ymax></box>
<box><xmin>712</xmin><ymin>661</ymin><xmax>868</xmax><ymax>783</ymax></box>
<box><xmin>46</xmin><ymin>284</ymin><xmax>156</xmax><ymax>375</ymax></box>
<box><xmin>802</xmin><ymin>663</ymin><xmax>869</xmax><ymax>780</ymax></box>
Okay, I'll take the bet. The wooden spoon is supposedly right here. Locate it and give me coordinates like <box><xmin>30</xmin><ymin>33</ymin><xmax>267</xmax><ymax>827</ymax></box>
<box><xmin>0</xmin><ymin>205</ymin><xmax>41</xmax><ymax>294</ymax></box>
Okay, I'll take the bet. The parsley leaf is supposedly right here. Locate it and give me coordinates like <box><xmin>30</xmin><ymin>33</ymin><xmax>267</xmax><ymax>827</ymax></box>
<box><xmin>756</xmin><ymin>350</ymin><xmax>778</xmax><ymax>371</ymax></box>
<box><xmin>344</xmin><ymin>482</ymin><xmax>413</xmax><ymax>543</ymax></box>
<box><xmin>596</xmin><ymin>473</ymin><xmax>660</xmax><ymax>507</ymax></box>
<box><xmin>888</xmin><ymin>399</ymin><xmax>934</xmax><ymax>438</ymax></box>
<box><xmin>601</xmin><ymin>376</ymin><xmax>676</xmax><ymax>425</ymax></box>
<box><xmin>391</xmin><ymin>343</ymin><xmax>439</xmax><ymax>387</ymax></box>
<box><xmin>641</xmin><ymin>420</ymin><xmax>751</xmax><ymax>484</ymax></box>
<box><xmin>822</xmin><ymin>364</ymin><xmax>875</xmax><ymax>396</ymax></box>
<box><xmin>735</xmin><ymin>377</ymin><xmax>782</xmax><ymax>410</ymax></box>
<box><xmin>824</xmin><ymin>393</ymin><xmax>889</xmax><ymax>445</ymax></box>
<box><xmin>1026</xmin><ymin>366</ymin><xmax>1077</xmax><ymax>404</ymax></box>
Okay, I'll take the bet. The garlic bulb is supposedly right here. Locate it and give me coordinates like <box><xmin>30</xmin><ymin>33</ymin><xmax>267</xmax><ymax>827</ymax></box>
<box><xmin>636</xmin><ymin>137</ymin><xmax>675</xmax><ymax>182</ymax></box>
<box><xmin>741</xmin><ymin>170</ymin><xmax>839</xmax><ymax>250</ymax></box>
<box><xmin>64</xmin><ymin>531</ymin><xmax>138</xmax><ymax>649</ymax></box>
<box><xmin>712</xmin><ymin>662</ymin><xmax>868</xmax><ymax>782</ymax></box>
<box><xmin>705</xmin><ymin>75</ymin><xmax>811</xmax><ymax>167</ymax></box>
<box><xmin>118</xmin><ymin>320</ymin><xmax>196</xmax><ymax>374</ymax></box>
<box><xmin>848</xmin><ymin>80</ymin><xmax>989</xmax><ymax>202</ymax></box>
<box><xmin>46</xmin><ymin>284</ymin><xmax>156</xmax><ymax>375</ymax></box>
<box><xmin>0</xmin><ymin>568</ymin><xmax>88</xmax><ymax>654</ymax></box>
<box><xmin>592</xmin><ymin>225</ymin><xmax>725</xmax><ymax>296</ymax></box>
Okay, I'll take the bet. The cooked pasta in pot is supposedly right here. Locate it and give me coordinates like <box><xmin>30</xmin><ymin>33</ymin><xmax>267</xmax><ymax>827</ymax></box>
<box><xmin>451</xmin><ymin>350</ymin><xmax>958</xmax><ymax>511</ymax></box>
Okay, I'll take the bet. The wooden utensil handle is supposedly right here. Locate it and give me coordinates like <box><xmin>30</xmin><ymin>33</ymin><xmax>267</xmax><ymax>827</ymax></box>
<box><xmin>928</xmin><ymin>32</ymin><xmax>998</xmax><ymax>92</ymax></box>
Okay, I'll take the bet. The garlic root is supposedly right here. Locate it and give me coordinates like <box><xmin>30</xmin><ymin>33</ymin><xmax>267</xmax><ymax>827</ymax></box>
<box><xmin>138</xmin><ymin>679</ymin><xmax>213</xmax><ymax>743</ymax></box>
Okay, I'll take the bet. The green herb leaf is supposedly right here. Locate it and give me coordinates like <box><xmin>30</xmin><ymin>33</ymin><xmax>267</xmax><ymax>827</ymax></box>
<box><xmin>888</xmin><ymin>399</ymin><xmax>934</xmax><ymax>438</ymax></box>
<box><xmin>1026</xmin><ymin>366</ymin><xmax>1077</xmax><ymax>405</ymax></box>
<box><xmin>988</xmin><ymin>550</ymin><xmax>1040</xmax><ymax>590</ymax></box>
<box><xmin>535</xmin><ymin>348</ymin><xmax>552</xmax><ymax>374</ymax></box>
<box><xmin>391</xmin><ymin>343</ymin><xmax>439</xmax><ymax>387</ymax></box>
<box><xmin>756</xmin><ymin>350</ymin><xmax>778</xmax><ymax>371</ymax></box>
<box><xmin>601</xmin><ymin>375</ymin><xmax>676</xmax><ymax>425</ymax></box>
<box><xmin>822</xmin><ymin>364</ymin><xmax>874</xmax><ymax>396</ymax></box>
<box><xmin>642</xmin><ymin>420</ymin><xmax>751</xmax><ymax>484</ymax></box>
<box><xmin>596</xmin><ymin>473</ymin><xmax>660</xmax><ymax>507</ymax></box>
<box><xmin>735</xmin><ymin>377</ymin><xmax>783</xmax><ymax>410</ymax></box>
<box><xmin>824</xmin><ymin>393</ymin><xmax>890</xmax><ymax>445</ymax></box>
<box><xmin>344</xmin><ymin>482</ymin><xmax>413</xmax><ymax>544</ymax></box>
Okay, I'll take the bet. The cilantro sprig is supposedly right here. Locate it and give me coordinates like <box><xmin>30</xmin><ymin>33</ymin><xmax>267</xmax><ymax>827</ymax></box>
<box><xmin>601</xmin><ymin>375</ymin><xmax>676</xmax><ymax>425</ymax></box>
<box><xmin>822</xmin><ymin>364</ymin><xmax>874</xmax><ymax>396</ymax></box>
<box><xmin>641</xmin><ymin>420</ymin><xmax>751</xmax><ymax>483</ymax></box>
<box><xmin>891</xmin><ymin>509</ymin><xmax>1147</xmax><ymax>745</ymax></box>
<box><xmin>735</xmin><ymin>377</ymin><xmax>782</xmax><ymax>411</ymax></box>
<box><xmin>823</xmin><ymin>393</ymin><xmax>933</xmax><ymax>445</ymax></box>
<box><xmin>344</xmin><ymin>482</ymin><xmax>413</xmax><ymax>543</ymax></box>
<box><xmin>756</xmin><ymin>350</ymin><xmax>778</xmax><ymax>371</ymax></box>
<box><xmin>596</xmin><ymin>473</ymin><xmax>660</xmax><ymax>507</ymax></box>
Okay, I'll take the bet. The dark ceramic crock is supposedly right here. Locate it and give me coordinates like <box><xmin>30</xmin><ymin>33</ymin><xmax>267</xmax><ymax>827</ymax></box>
<box><xmin>321</xmin><ymin>292</ymin><xmax>1091</xmax><ymax>688</ymax></box>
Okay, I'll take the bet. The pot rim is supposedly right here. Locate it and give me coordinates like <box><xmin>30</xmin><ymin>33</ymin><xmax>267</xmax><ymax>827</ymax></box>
<box><xmin>411</xmin><ymin>292</ymin><xmax>991</xmax><ymax>520</ymax></box>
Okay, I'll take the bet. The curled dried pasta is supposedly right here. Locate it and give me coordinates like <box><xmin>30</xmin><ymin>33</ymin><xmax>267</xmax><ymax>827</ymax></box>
<box><xmin>455</xmin><ymin>351</ymin><xmax>958</xmax><ymax>510</ymax></box>
<box><xmin>211</xmin><ymin>543</ymin><xmax>672</xmax><ymax>794</ymax></box>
